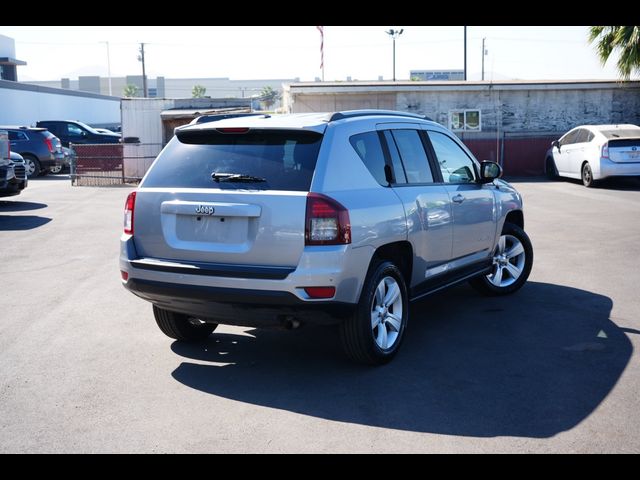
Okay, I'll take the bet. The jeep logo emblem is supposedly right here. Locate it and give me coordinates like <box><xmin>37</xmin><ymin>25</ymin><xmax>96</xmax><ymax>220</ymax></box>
<box><xmin>195</xmin><ymin>205</ymin><xmax>215</xmax><ymax>215</ymax></box>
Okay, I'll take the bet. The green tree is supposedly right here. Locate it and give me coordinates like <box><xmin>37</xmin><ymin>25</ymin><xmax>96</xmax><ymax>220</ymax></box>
<box><xmin>260</xmin><ymin>86</ymin><xmax>281</xmax><ymax>110</ymax></box>
<box><xmin>192</xmin><ymin>84</ymin><xmax>207</xmax><ymax>98</ymax></box>
<box><xmin>589</xmin><ymin>26</ymin><xmax>640</xmax><ymax>80</ymax></box>
<box><xmin>123</xmin><ymin>84</ymin><xmax>139</xmax><ymax>97</ymax></box>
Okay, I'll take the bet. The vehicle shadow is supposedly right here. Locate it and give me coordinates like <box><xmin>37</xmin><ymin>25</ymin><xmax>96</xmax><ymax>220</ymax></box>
<box><xmin>29</xmin><ymin>174</ymin><xmax>69</xmax><ymax>181</ymax></box>
<box><xmin>0</xmin><ymin>215</ymin><xmax>51</xmax><ymax>230</ymax></box>
<box><xmin>170</xmin><ymin>281</ymin><xmax>631</xmax><ymax>438</ymax></box>
<box><xmin>550</xmin><ymin>176</ymin><xmax>640</xmax><ymax>191</ymax></box>
<box><xmin>0</xmin><ymin>201</ymin><xmax>48</xmax><ymax>212</ymax></box>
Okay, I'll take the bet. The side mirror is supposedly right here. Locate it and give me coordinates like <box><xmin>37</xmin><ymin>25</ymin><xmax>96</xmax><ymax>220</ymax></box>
<box><xmin>479</xmin><ymin>161</ymin><xmax>502</xmax><ymax>183</ymax></box>
<box><xmin>81</xmin><ymin>131</ymin><xmax>88</xmax><ymax>138</ymax></box>
<box><xmin>552</xmin><ymin>139</ymin><xmax>560</xmax><ymax>150</ymax></box>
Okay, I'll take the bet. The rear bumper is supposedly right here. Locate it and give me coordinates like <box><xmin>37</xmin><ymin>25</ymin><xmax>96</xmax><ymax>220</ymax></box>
<box><xmin>597</xmin><ymin>159</ymin><xmax>640</xmax><ymax>179</ymax></box>
<box><xmin>120</xmin><ymin>235</ymin><xmax>368</xmax><ymax>327</ymax></box>
<box><xmin>125</xmin><ymin>277</ymin><xmax>355</xmax><ymax>327</ymax></box>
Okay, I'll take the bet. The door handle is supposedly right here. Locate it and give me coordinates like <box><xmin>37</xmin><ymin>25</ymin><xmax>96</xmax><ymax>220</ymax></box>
<box><xmin>452</xmin><ymin>194</ymin><xmax>465</xmax><ymax>204</ymax></box>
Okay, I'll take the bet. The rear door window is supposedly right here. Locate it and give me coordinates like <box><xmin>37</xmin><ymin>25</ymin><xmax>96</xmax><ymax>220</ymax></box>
<box><xmin>387</xmin><ymin>129</ymin><xmax>434</xmax><ymax>184</ymax></box>
<box><xmin>142</xmin><ymin>129</ymin><xmax>323</xmax><ymax>191</ymax></box>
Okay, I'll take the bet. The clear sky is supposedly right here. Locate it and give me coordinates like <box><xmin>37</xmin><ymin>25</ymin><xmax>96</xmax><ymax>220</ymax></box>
<box><xmin>0</xmin><ymin>25</ymin><xmax>627</xmax><ymax>82</ymax></box>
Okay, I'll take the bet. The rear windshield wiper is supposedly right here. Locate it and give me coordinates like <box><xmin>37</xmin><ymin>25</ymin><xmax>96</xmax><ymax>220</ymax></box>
<box><xmin>211</xmin><ymin>172</ymin><xmax>266</xmax><ymax>183</ymax></box>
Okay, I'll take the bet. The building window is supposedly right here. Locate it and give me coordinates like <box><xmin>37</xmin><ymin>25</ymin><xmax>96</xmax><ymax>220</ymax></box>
<box><xmin>449</xmin><ymin>110</ymin><xmax>481</xmax><ymax>132</ymax></box>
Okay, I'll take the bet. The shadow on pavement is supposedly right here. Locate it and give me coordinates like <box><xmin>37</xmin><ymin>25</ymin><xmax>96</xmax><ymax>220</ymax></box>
<box><xmin>0</xmin><ymin>215</ymin><xmax>51</xmax><ymax>230</ymax></box>
<box><xmin>170</xmin><ymin>282</ymin><xmax>631</xmax><ymax>438</ymax></box>
<box><xmin>0</xmin><ymin>201</ymin><xmax>48</xmax><ymax>212</ymax></box>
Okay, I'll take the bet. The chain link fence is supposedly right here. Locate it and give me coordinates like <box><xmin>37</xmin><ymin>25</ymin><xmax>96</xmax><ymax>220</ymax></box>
<box><xmin>71</xmin><ymin>143</ymin><xmax>162</xmax><ymax>186</ymax></box>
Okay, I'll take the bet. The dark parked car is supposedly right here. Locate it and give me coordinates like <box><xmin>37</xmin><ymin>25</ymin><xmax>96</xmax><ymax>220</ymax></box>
<box><xmin>36</xmin><ymin>120</ymin><xmax>120</xmax><ymax>148</ymax></box>
<box><xmin>0</xmin><ymin>151</ymin><xmax>28</xmax><ymax>197</ymax></box>
<box><xmin>1</xmin><ymin>126</ymin><xmax>63</xmax><ymax>177</ymax></box>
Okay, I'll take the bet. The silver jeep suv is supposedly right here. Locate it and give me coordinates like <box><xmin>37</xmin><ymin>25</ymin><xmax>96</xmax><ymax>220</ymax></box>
<box><xmin>120</xmin><ymin>110</ymin><xmax>533</xmax><ymax>365</ymax></box>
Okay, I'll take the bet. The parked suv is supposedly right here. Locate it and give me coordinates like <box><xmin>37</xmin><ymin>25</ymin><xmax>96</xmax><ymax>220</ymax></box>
<box><xmin>120</xmin><ymin>110</ymin><xmax>533</xmax><ymax>365</ymax></box>
<box><xmin>36</xmin><ymin>120</ymin><xmax>120</xmax><ymax>148</ymax></box>
<box><xmin>1</xmin><ymin>126</ymin><xmax>63</xmax><ymax>177</ymax></box>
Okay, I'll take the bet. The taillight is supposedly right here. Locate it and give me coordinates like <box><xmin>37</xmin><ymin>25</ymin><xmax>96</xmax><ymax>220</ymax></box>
<box><xmin>601</xmin><ymin>142</ymin><xmax>609</xmax><ymax>159</ymax></box>
<box><xmin>124</xmin><ymin>191</ymin><xmax>136</xmax><ymax>235</ymax></box>
<box><xmin>44</xmin><ymin>137</ymin><xmax>53</xmax><ymax>152</ymax></box>
<box><xmin>305</xmin><ymin>193</ymin><xmax>351</xmax><ymax>245</ymax></box>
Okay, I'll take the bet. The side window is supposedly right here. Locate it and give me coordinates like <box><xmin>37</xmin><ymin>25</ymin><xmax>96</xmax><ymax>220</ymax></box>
<box><xmin>382</xmin><ymin>131</ymin><xmax>407</xmax><ymax>184</ymax></box>
<box><xmin>559</xmin><ymin>130</ymin><xmax>578</xmax><ymax>146</ymax></box>
<box><xmin>585</xmin><ymin>130</ymin><xmax>595</xmax><ymax>142</ymax></box>
<box><xmin>67</xmin><ymin>123</ymin><xmax>85</xmax><ymax>138</ymax></box>
<box><xmin>349</xmin><ymin>131</ymin><xmax>388</xmax><ymax>186</ymax></box>
<box><xmin>428</xmin><ymin>131</ymin><xmax>477</xmax><ymax>184</ymax></box>
<box><xmin>574</xmin><ymin>129</ymin><xmax>588</xmax><ymax>144</ymax></box>
<box><xmin>8</xmin><ymin>131</ymin><xmax>27</xmax><ymax>141</ymax></box>
<box><xmin>388</xmin><ymin>129</ymin><xmax>433</xmax><ymax>184</ymax></box>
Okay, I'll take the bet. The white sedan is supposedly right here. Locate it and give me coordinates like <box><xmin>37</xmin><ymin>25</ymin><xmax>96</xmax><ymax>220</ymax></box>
<box><xmin>546</xmin><ymin>124</ymin><xmax>640</xmax><ymax>187</ymax></box>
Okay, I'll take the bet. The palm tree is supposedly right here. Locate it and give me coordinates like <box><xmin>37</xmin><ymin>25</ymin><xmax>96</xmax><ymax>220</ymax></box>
<box><xmin>589</xmin><ymin>26</ymin><xmax>640</xmax><ymax>80</ymax></box>
<box><xmin>123</xmin><ymin>84</ymin><xmax>139</xmax><ymax>97</ymax></box>
<box><xmin>192</xmin><ymin>85</ymin><xmax>207</xmax><ymax>98</ymax></box>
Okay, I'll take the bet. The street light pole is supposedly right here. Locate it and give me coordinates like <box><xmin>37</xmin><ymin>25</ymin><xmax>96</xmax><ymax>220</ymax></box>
<box><xmin>463</xmin><ymin>26</ymin><xmax>467</xmax><ymax>81</ymax></box>
<box><xmin>385</xmin><ymin>28</ymin><xmax>404</xmax><ymax>81</ymax></box>
<box><xmin>100</xmin><ymin>41</ymin><xmax>112</xmax><ymax>96</ymax></box>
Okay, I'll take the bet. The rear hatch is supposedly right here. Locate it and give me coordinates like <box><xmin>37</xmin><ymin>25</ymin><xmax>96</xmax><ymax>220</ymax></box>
<box><xmin>133</xmin><ymin>125</ymin><xmax>324</xmax><ymax>268</ymax></box>
<box><xmin>608</xmin><ymin>138</ymin><xmax>640</xmax><ymax>163</ymax></box>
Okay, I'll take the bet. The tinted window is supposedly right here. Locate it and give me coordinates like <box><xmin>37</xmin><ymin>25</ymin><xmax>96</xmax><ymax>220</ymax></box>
<box><xmin>349</xmin><ymin>131</ymin><xmax>387</xmax><ymax>185</ymax></box>
<box><xmin>600</xmin><ymin>128</ymin><xmax>640</xmax><ymax>139</ymax></box>
<box><xmin>67</xmin><ymin>124</ymin><xmax>84</xmax><ymax>137</ymax></box>
<box><xmin>559</xmin><ymin>129</ymin><xmax>579</xmax><ymax>146</ymax></box>
<box><xmin>142</xmin><ymin>129</ymin><xmax>322</xmax><ymax>191</ymax></box>
<box><xmin>8</xmin><ymin>131</ymin><xmax>27</xmax><ymax>141</ymax></box>
<box><xmin>428</xmin><ymin>131</ymin><xmax>477</xmax><ymax>184</ymax></box>
<box><xmin>574</xmin><ymin>129</ymin><xmax>589</xmax><ymax>144</ymax></box>
<box><xmin>388</xmin><ymin>130</ymin><xmax>433</xmax><ymax>184</ymax></box>
<box><xmin>382</xmin><ymin>130</ymin><xmax>407</xmax><ymax>184</ymax></box>
<box><xmin>585</xmin><ymin>131</ymin><xmax>595</xmax><ymax>142</ymax></box>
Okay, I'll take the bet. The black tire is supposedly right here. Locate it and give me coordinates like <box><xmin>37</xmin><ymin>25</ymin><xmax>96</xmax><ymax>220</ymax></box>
<box><xmin>153</xmin><ymin>305</ymin><xmax>217</xmax><ymax>341</ymax></box>
<box><xmin>23</xmin><ymin>154</ymin><xmax>41</xmax><ymax>178</ymax></box>
<box><xmin>340</xmin><ymin>260</ymin><xmax>409</xmax><ymax>365</ymax></box>
<box><xmin>582</xmin><ymin>162</ymin><xmax>596</xmax><ymax>187</ymax></box>
<box><xmin>470</xmin><ymin>222</ymin><xmax>533</xmax><ymax>296</ymax></box>
<box><xmin>545</xmin><ymin>157</ymin><xmax>558</xmax><ymax>180</ymax></box>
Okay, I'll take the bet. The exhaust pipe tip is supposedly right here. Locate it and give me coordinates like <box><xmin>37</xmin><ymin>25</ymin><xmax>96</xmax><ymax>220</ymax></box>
<box><xmin>280</xmin><ymin>315</ymin><xmax>301</xmax><ymax>330</ymax></box>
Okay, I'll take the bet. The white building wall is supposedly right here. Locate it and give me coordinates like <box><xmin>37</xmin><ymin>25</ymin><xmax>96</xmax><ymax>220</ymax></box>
<box><xmin>0</xmin><ymin>82</ymin><xmax>120</xmax><ymax>126</ymax></box>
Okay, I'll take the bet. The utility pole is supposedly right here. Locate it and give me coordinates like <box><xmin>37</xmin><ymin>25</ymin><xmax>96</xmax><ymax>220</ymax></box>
<box><xmin>481</xmin><ymin>37</ymin><xmax>486</xmax><ymax>81</ymax></box>
<box><xmin>463</xmin><ymin>26</ymin><xmax>467</xmax><ymax>81</ymax></box>
<box><xmin>100</xmin><ymin>41</ymin><xmax>112</xmax><ymax>96</ymax></box>
<box><xmin>138</xmin><ymin>43</ymin><xmax>148</xmax><ymax>98</ymax></box>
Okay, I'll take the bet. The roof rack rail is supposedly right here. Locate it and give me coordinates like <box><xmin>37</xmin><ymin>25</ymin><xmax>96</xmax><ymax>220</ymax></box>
<box><xmin>329</xmin><ymin>110</ymin><xmax>433</xmax><ymax>122</ymax></box>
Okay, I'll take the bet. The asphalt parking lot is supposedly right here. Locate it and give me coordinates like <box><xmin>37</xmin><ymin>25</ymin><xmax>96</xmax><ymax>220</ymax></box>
<box><xmin>1</xmin><ymin>175</ymin><xmax>639</xmax><ymax>453</ymax></box>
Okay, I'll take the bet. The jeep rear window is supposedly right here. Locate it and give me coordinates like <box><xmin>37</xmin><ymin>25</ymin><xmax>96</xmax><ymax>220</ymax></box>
<box><xmin>141</xmin><ymin>129</ymin><xmax>323</xmax><ymax>191</ymax></box>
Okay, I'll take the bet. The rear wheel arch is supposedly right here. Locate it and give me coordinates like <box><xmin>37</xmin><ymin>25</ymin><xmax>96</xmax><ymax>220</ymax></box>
<box><xmin>371</xmin><ymin>241</ymin><xmax>413</xmax><ymax>287</ymax></box>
